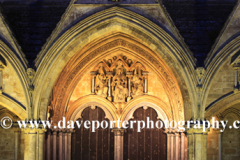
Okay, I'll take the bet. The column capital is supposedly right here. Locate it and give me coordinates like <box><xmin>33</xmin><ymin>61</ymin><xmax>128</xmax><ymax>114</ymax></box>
<box><xmin>186</xmin><ymin>124</ymin><xmax>209</xmax><ymax>134</ymax></box>
<box><xmin>57</xmin><ymin>128</ymin><xmax>74</xmax><ymax>133</ymax></box>
<box><xmin>111</xmin><ymin>128</ymin><xmax>126</xmax><ymax>136</ymax></box>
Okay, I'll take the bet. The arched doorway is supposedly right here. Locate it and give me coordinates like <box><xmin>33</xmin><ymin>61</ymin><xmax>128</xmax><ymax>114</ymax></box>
<box><xmin>123</xmin><ymin>107</ymin><xmax>167</xmax><ymax>160</ymax></box>
<box><xmin>71</xmin><ymin>106</ymin><xmax>114</xmax><ymax>160</ymax></box>
<box><xmin>42</xmin><ymin>30</ymin><xmax>186</xmax><ymax>160</ymax></box>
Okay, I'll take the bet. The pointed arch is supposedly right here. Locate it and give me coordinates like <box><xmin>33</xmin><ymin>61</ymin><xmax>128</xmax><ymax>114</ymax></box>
<box><xmin>34</xmin><ymin>7</ymin><xmax>196</xmax><ymax>121</ymax></box>
<box><xmin>0</xmin><ymin>40</ymin><xmax>29</xmax><ymax>119</ymax></box>
<box><xmin>203</xmin><ymin>35</ymin><xmax>240</xmax><ymax>119</ymax></box>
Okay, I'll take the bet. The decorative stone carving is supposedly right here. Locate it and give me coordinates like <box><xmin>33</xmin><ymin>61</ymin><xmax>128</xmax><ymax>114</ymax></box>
<box><xmin>27</xmin><ymin>68</ymin><xmax>35</xmax><ymax>83</ymax></box>
<box><xmin>52</xmin><ymin>38</ymin><xmax>184</xmax><ymax>123</ymax></box>
<box><xmin>131</xmin><ymin>66</ymin><xmax>144</xmax><ymax>97</ymax></box>
<box><xmin>112</xmin><ymin>61</ymin><xmax>128</xmax><ymax>102</ymax></box>
<box><xmin>95</xmin><ymin>65</ymin><xmax>108</xmax><ymax>97</ymax></box>
<box><xmin>91</xmin><ymin>56</ymin><xmax>148</xmax><ymax>104</ymax></box>
<box><xmin>196</xmin><ymin>67</ymin><xmax>205</xmax><ymax>82</ymax></box>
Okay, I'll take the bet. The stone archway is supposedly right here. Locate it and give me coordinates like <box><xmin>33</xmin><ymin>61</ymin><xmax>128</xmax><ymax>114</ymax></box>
<box><xmin>42</xmin><ymin>31</ymin><xmax>187</xmax><ymax>160</ymax></box>
<box><xmin>49</xmin><ymin>33</ymin><xmax>184</xmax><ymax>124</ymax></box>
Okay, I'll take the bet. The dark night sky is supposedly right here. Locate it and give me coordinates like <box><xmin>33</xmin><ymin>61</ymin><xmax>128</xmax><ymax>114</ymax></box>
<box><xmin>0</xmin><ymin>0</ymin><xmax>237</xmax><ymax>67</ymax></box>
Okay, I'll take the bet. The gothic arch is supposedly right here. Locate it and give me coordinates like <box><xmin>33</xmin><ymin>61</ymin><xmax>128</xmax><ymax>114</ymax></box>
<box><xmin>34</xmin><ymin>7</ymin><xmax>195</xmax><ymax>121</ymax></box>
<box><xmin>0</xmin><ymin>40</ymin><xmax>29</xmax><ymax>119</ymax></box>
<box><xmin>203</xmin><ymin>35</ymin><xmax>240</xmax><ymax>119</ymax></box>
<box><xmin>205</xmin><ymin>92</ymin><xmax>240</xmax><ymax>120</ymax></box>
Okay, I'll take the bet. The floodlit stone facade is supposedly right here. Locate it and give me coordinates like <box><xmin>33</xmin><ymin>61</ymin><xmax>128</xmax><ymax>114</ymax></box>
<box><xmin>0</xmin><ymin>0</ymin><xmax>240</xmax><ymax>160</ymax></box>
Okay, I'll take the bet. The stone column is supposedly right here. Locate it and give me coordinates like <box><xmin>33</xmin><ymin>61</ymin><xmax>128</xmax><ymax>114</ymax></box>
<box><xmin>53</xmin><ymin>130</ymin><xmax>57</xmax><ymax>160</ymax></box>
<box><xmin>112</xmin><ymin>128</ymin><xmax>125</xmax><ymax>160</ymax></box>
<box><xmin>187</xmin><ymin>129</ymin><xmax>194</xmax><ymax>160</ymax></box>
<box><xmin>202</xmin><ymin>132</ymin><xmax>208</xmax><ymax>160</ymax></box>
<box><xmin>14</xmin><ymin>130</ymin><xmax>20</xmax><ymax>160</ymax></box>
<box><xmin>64</xmin><ymin>132</ymin><xmax>68</xmax><ymax>160</ymax></box>
<box><xmin>47</xmin><ymin>131</ymin><xmax>51</xmax><ymax>160</ymax></box>
<box><xmin>59</xmin><ymin>131</ymin><xmax>63</xmax><ymax>160</ymax></box>
<box><xmin>38</xmin><ymin>128</ymin><xmax>46</xmax><ymax>160</ymax></box>
<box><xmin>170</xmin><ymin>133</ymin><xmax>174</xmax><ymax>160</ymax></box>
<box><xmin>23</xmin><ymin>127</ymin><xmax>37</xmax><ymax>160</ymax></box>
<box><xmin>90</xmin><ymin>71</ymin><xmax>97</xmax><ymax>94</ymax></box>
<box><xmin>175</xmin><ymin>132</ymin><xmax>180</xmax><ymax>160</ymax></box>
<box><xmin>181</xmin><ymin>132</ymin><xmax>185</xmax><ymax>160</ymax></box>
<box><xmin>67</xmin><ymin>130</ymin><xmax>72</xmax><ymax>160</ymax></box>
<box><xmin>187</xmin><ymin>126</ymin><xmax>209</xmax><ymax>160</ymax></box>
<box><xmin>164</xmin><ymin>129</ymin><xmax>171</xmax><ymax>160</ymax></box>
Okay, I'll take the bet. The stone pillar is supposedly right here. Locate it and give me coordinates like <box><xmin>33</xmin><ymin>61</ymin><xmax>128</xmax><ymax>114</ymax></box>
<box><xmin>59</xmin><ymin>131</ymin><xmax>63</xmax><ymax>160</ymax></box>
<box><xmin>14</xmin><ymin>130</ymin><xmax>20</xmax><ymax>160</ymax></box>
<box><xmin>38</xmin><ymin>128</ymin><xmax>46</xmax><ymax>160</ymax></box>
<box><xmin>187</xmin><ymin>126</ymin><xmax>209</xmax><ymax>160</ymax></box>
<box><xmin>181</xmin><ymin>132</ymin><xmax>185</xmax><ymax>160</ymax></box>
<box><xmin>23</xmin><ymin>127</ymin><xmax>37</xmax><ymax>160</ymax></box>
<box><xmin>53</xmin><ymin>130</ymin><xmax>57</xmax><ymax>160</ymax></box>
<box><xmin>175</xmin><ymin>132</ymin><xmax>180</xmax><ymax>160</ymax></box>
<box><xmin>202</xmin><ymin>132</ymin><xmax>208</xmax><ymax>160</ymax></box>
<box><xmin>64</xmin><ymin>132</ymin><xmax>68</xmax><ymax>160</ymax></box>
<box><xmin>187</xmin><ymin>129</ymin><xmax>194</xmax><ymax>160</ymax></box>
<box><xmin>67</xmin><ymin>131</ymin><xmax>72</xmax><ymax>160</ymax></box>
<box><xmin>112</xmin><ymin>128</ymin><xmax>125</xmax><ymax>160</ymax></box>
<box><xmin>170</xmin><ymin>133</ymin><xmax>174</xmax><ymax>160</ymax></box>
<box><xmin>47</xmin><ymin>131</ymin><xmax>51</xmax><ymax>160</ymax></box>
<box><xmin>90</xmin><ymin>71</ymin><xmax>97</xmax><ymax>94</ymax></box>
<box><xmin>164</xmin><ymin>129</ymin><xmax>172</xmax><ymax>160</ymax></box>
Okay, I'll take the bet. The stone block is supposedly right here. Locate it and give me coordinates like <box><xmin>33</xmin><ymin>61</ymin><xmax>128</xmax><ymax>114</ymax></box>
<box><xmin>224</xmin><ymin>149</ymin><xmax>236</xmax><ymax>154</ymax></box>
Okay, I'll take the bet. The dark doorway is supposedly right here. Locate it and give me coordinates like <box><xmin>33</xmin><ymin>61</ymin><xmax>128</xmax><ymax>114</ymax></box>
<box><xmin>71</xmin><ymin>107</ymin><xmax>114</xmax><ymax>160</ymax></box>
<box><xmin>124</xmin><ymin>107</ymin><xmax>167</xmax><ymax>160</ymax></box>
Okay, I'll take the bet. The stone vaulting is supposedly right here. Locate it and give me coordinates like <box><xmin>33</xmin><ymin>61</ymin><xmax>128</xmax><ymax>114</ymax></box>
<box><xmin>0</xmin><ymin>0</ymin><xmax>240</xmax><ymax>160</ymax></box>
